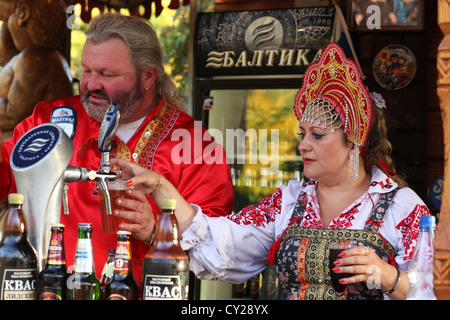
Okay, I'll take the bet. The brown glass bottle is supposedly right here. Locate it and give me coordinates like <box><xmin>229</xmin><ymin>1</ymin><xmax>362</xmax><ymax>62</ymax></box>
<box><xmin>0</xmin><ymin>193</ymin><xmax>38</xmax><ymax>300</ymax></box>
<box><xmin>38</xmin><ymin>224</ymin><xmax>67</xmax><ymax>300</ymax></box>
<box><xmin>99</xmin><ymin>248</ymin><xmax>115</xmax><ymax>300</ymax></box>
<box><xmin>142</xmin><ymin>198</ymin><xmax>189</xmax><ymax>300</ymax></box>
<box><xmin>105</xmin><ymin>231</ymin><xmax>139</xmax><ymax>300</ymax></box>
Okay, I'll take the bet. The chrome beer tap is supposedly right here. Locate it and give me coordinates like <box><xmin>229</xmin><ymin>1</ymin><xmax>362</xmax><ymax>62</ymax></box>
<box><xmin>60</xmin><ymin>102</ymin><xmax>120</xmax><ymax>216</ymax></box>
<box><xmin>96</xmin><ymin>102</ymin><xmax>120</xmax><ymax>216</ymax></box>
<box><xmin>10</xmin><ymin>103</ymin><xmax>120</xmax><ymax>270</ymax></box>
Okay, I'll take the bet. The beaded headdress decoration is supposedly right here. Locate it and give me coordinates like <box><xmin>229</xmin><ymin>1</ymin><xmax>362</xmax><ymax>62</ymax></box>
<box><xmin>294</xmin><ymin>43</ymin><xmax>374</xmax><ymax>180</ymax></box>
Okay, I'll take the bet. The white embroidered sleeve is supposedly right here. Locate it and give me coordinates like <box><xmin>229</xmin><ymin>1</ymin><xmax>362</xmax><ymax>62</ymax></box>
<box><xmin>380</xmin><ymin>187</ymin><xmax>432</xmax><ymax>271</ymax></box>
<box><xmin>180</xmin><ymin>190</ymin><xmax>284</xmax><ymax>283</ymax></box>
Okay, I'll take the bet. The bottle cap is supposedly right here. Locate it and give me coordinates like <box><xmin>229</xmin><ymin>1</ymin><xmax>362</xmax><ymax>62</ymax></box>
<box><xmin>51</xmin><ymin>223</ymin><xmax>65</xmax><ymax>228</ymax></box>
<box><xmin>8</xmin><ymin>193</ymin><xmax>24</xmax><ymax>205</ymax></box>
<box><xmin>161</xmin><ymin>198</ymin><xmax>177</xmax><ymax>210</ymax></box>
<box><xmin>419</xmin><ymin>215</ymin><xmax>436</xmax><ymax>228</ymax></box>
<box><xmin>78</xmin><ymin>223</ymin><xmax>92</xmax><ymax>231</ymax></box>
<box><xmin>79</xmin><ymin>223</ymin><xmax>91</xmax><ymax>227</ymax></box>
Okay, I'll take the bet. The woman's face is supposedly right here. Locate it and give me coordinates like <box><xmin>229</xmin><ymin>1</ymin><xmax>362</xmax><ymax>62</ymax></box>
<box><xmin>298</xmin><ymin>121</ymin><xmax>353</xmax><ymax>185</ymax></box>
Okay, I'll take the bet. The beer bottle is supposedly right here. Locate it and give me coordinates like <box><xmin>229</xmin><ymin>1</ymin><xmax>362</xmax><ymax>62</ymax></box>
<box><xmin>245</xmin><ymin>274</ymin><xmax>261</xmax><ymax>299</ymax></box>
<box><xmin>0</xmin><ymin>193</ymin><xmax>38</xmax><ymax>300</ymax></box>
<box><xmin>38</xmin><ymin>223</ymin><xmax>67</xmax><ymax>300</ymax></box>
<box><xmin>99</xmin><ymin>248</ymin><xmax>115</xmax><ymax>299</ymax></box>
<box><xmin>67</xmin><ymin>223</ymin><xmax>100</xmax><ymax>300</ymax></box>
<box><xmin>232</xmin><ymin>282</ymin><xmax>246</xmax><ymax>298</ymax></box>
<box><xmin>105</xmin><ymin>231</ymin><xmax>139</xmax><ymax>300</ymax></box>
<box><xmin>142</xmin><ymin>198</ymin><xmax>189</xmax><ymax>300</ymax></box>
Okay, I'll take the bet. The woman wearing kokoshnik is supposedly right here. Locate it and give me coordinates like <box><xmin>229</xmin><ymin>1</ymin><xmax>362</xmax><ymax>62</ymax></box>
<box><xmin>111</xmin><ymin>42</ymin><xmax>431</xmax><ymax>300</ymax></box>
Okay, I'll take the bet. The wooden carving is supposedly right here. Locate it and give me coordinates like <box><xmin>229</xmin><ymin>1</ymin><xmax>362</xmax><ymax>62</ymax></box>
<box><xmin>0</xmin><ymin>0</ymin><xmax>74</xmax><ymax>215</ymax></box>
<box><xmin>435</xmin><ymin>0</ymin><xmax>450</xmax><ymax>300</ymax></box>
<box><xmin>0</xmin><ymin>0</ymin><xmax>73</xmax><ymax>139</ymax></box>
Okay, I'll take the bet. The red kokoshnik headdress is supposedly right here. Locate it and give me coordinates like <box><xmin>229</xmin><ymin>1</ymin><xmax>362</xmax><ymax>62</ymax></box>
<box><xmin>294</xmin><ymin>43</ymin><xmax>374</xmax><ymax>147</ymax></box>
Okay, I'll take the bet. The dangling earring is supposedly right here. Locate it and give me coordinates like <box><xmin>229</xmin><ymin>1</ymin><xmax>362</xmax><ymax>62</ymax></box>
<box><xmin>349</xmin><ymin>144</ymin><xmax>360</xmax><ymax>180</ymax></box>
<box><xmin>145</xmin><ymin>87</ymin><xmax>149</xmax><ymax>92</ymax></box>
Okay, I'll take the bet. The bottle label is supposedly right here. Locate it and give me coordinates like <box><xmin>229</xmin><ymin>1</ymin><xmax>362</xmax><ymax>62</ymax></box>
<box><xmin>114</xmin><ymin>241</ymin><xmax>131</xmax><ymax>272</ymax></box>
<box><xmin>48</xmin><ymin>233</ymin><xmax>65</xmax><ymax>265</ymax></box>
<box><xmin>143</xmin><ymin>275</ymin><xmax>185</xmax><ymax>300</ymax></box>
<box><xmin>74</xmin><ymin>239</ymin><xmax>94</xmax><ymax>272</ymax></box>
<box><xmin>48</xmin><ymin>246</ymin><xmax>65</xmax><ymax>265</ymax></box>
<box><xmin>0</xmin><ymin>267</ymin><xmax>37</xmax><ymax>300</ymax></box>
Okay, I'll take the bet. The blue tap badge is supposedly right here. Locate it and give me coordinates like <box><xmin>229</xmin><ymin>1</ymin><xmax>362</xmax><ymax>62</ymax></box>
<box><xmin>11</xmin><ymin>124</ymin><xmax>61</xmax><ymax>169</ymax></box>
<box><xmin>428</xmin><ymin>175</ymin><xmax>443</xmax><ymax>211</ymax></box>
<box><xmin>203</xmin><ymin>96</ymin><xmax>214</xmax><ymax>110</ymax></box>
<box><xmin>51</xmin><ymin>105</ymin><xmax>77</xmax><ymax>140</ymax></box>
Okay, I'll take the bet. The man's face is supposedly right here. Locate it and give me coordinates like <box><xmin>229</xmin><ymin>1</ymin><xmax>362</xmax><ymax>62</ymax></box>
<box><xmin>80</xmin><ymin>37</ymin><xmax>143</xmax><ymax>122</ymax></box>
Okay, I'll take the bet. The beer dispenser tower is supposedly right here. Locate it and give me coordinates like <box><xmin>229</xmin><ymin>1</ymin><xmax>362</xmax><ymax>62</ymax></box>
<box><xmin>10</xmin><ymin>103</ymin><xmax>120</xmax><ymax>270</ymax></box>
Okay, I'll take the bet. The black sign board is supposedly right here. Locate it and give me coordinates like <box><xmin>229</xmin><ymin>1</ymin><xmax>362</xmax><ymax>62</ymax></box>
<box><xmin>195</xmin><ymin>6</ymin><xmax>336</xmax><ymax>77</ymax></box>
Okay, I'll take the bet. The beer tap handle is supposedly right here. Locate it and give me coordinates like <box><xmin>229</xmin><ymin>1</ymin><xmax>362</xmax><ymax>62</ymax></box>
<box><xmin>98</xmin><ymin>102</ymin><xmax>120</xmax><ymax>173</ymax></box>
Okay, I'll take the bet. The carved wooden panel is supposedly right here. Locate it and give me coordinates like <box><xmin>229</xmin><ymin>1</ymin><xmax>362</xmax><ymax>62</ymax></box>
<box><xmin>435</xmin><ymin>0</ymin><xmax>450</xmax><ymax>300</ymax></box>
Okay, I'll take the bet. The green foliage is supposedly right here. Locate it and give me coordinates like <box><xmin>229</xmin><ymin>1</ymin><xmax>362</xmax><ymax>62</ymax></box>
<box><xmin>156</xmin><ymin>8</ymin><xmax>190</xmax><ymax>104</ymax></box>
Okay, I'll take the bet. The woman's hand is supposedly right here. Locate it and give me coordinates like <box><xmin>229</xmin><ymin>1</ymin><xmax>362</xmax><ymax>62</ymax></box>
<box><xmin>332</xmin><ymin>245</ymin><xmax>408</xmax><ymax>299</ymax></box>
<box><xmin>113</xmin><ymin>187</ymin><xmax>155</xmax><ymax>242</ymax></box>
<box><xmin>110</xmin><ymin>158</ymin><xmax>163</xmax><ymax>196</ymax></box>
<box><xmin>109</xmin><ymin>158</ymin><xmax>162</xmax><ymax>242</ymax></box>
<box><xmin>110</xmin><ymin>158</ymin><xmax>197</xmax><ymax>235</ymax></box>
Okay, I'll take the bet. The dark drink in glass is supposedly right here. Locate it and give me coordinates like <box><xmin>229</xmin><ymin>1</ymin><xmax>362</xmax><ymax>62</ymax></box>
<box><xmin>329</xmin><ymin>241</ymin><xmax>352</xmax><ymax>296</ymax></box>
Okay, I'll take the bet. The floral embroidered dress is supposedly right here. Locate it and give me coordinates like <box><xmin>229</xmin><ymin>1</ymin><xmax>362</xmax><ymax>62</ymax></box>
<box><xmin>181</xmin><ymin>166</ymin><xmax>431</xmax><ymax>300</ymax></box>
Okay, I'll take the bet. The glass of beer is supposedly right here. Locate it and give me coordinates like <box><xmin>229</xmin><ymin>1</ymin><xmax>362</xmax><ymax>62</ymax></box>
<box><xmin>328</xmin><ymin>240</ymin><xmax>353</xmax><ymax>297</ymax></box>
<box><xmin>99</xmin><ymin>179</ymin><xmax>134</xmax><ymax>234</ymax></box>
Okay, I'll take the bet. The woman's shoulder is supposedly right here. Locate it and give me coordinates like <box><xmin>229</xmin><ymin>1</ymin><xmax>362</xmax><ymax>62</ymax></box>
<box><xmin>387</xmin><ymin>186</ymin><xmax>431</xmax><ymax>223</ymax></box>
<box><xmin>393</xmin><ymin>186</ymin><xmax>428</xmax><ymax>207</ymax></box>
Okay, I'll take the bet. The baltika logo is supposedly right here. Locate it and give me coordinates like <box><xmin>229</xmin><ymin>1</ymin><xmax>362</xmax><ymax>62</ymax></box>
<box><xmin>23</xmin><ymin>138</ymin><xmax>51</xmax><ymax>154</ymax></box>
<box><xmin>244</xmin><ymin>17</ymin><xmax>283</xmax><ymax>51</ymax></box>
<box><xmin>11</xmin><ymin>124</ymin><xmax>60</xmax><ymax>169</ymax></box>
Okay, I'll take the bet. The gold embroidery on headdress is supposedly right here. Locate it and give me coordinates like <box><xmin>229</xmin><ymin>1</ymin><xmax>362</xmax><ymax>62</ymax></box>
<box><xmin>294</xmin><ymin>43</ymin><xmax>373</xmax><ymax>148</ymax></box>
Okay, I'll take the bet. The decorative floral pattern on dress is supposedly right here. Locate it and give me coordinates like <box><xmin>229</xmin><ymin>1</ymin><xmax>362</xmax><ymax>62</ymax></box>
<box><xmin>274</xmin><ymin>188</ymin><xmax>399</xmax><ymax>299</ymax></box>
<box><xmin>370</xmin><ymin>177</ymin><xmax>394</xmax><ymax>190</ymax></box>
<box><xmin>396</xmin><ymin>204</ymin><xmax>430</xmax><ymax>261</ymax></box>
<box><xmin>227</xmin><ymin>188</ymin><xmax>282</xmax><ymax>227</ymax></box>
<box><xmin>328</xmin><ymin>205</ymin><xmax>360</xmax><ymax>229</ymax></box>
<box><xmin>276</xmin><ymin>226</ymin><xmax>390</xmax><ymax>299</ymax></box>
<box><xmin>300</xmin><ymin>190</ymin><xmax>366</xmax><ymax>229</ymax></box>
